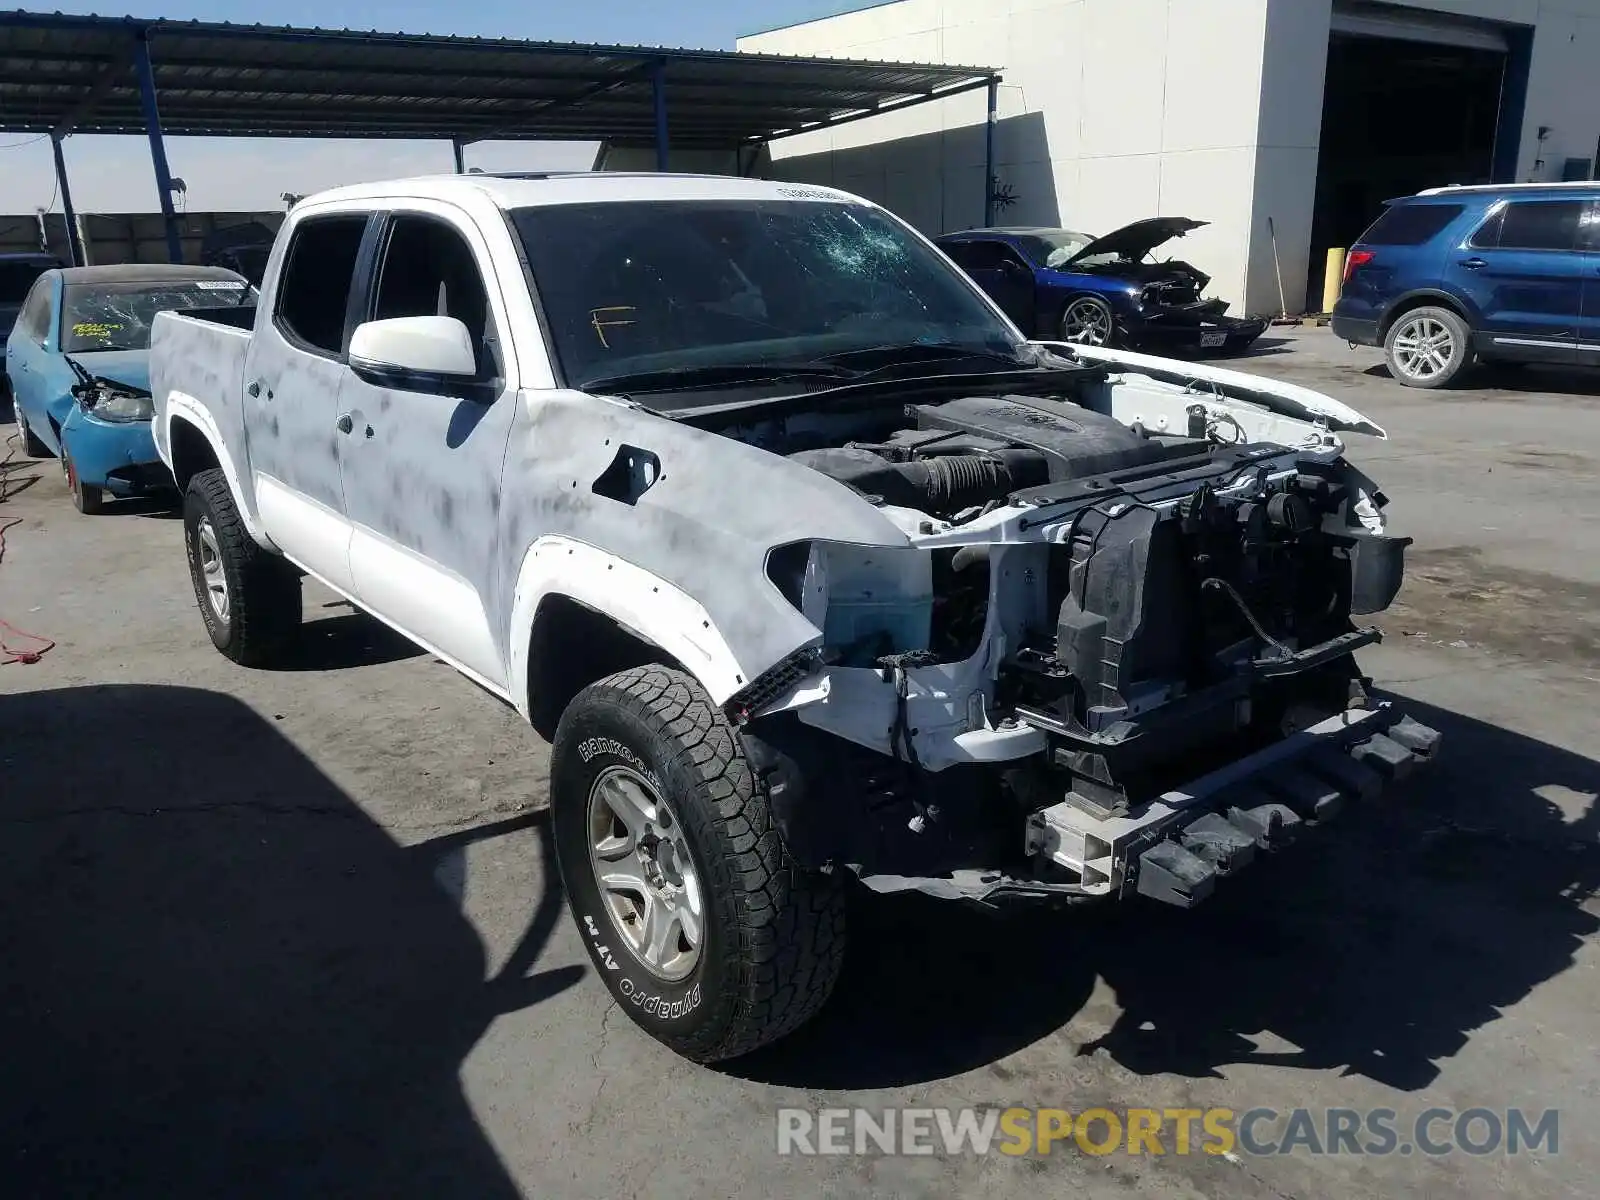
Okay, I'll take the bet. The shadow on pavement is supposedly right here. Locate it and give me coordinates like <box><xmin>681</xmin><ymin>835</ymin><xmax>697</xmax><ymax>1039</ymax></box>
<box><xmin>736</xmin><ymin>695</ymin><xmax>1599</xmax><ymax>1091</ymax></box>
<box><xmin>1363</xmin><ymin>360</ymin><xmax>1600</xmax><ymax>395</ymax></box>
<box><xmin>275</xmin><ymin>610</ymin><xmax>427</xmax><ymax>671</ymax></box>
<box><xmin>0</xmin><ymin>684</ymin><xmax>580</xmax><ymax>1199</ymax></box>
<box><xmin>122</xmin><ymin>495</ymin><xmax>183</xmax><ymax>519</ymax></box>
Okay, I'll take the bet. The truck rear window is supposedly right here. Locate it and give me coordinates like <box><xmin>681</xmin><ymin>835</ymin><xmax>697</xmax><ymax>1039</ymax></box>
<box><xmin>1356</xmin><ymin>204</ymin><xmax>1464</xmax><ymax>246</ymax></box>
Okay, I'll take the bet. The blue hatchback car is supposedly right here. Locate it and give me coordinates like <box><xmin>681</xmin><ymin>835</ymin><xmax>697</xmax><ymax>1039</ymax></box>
<box><xmin>1333</xmin><ymin>182</ymin><xmax>1600</xmax><ymax>389</ymax></box>
<box><xmin>5</xmin><ymin>264</ymin><xmax>253</xmax><ymax>511</ymax></box>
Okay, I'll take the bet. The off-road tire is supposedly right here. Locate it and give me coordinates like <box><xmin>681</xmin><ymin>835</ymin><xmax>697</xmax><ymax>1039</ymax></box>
<box><xmin>551</xmin><ymin>665</ymin><xmax>847</xmax><ymax>1062</ymax></box>
<box><xmin>1384</xmin><ymin>305</ymin><xmax>1474</xmax><ymax>389</ymax></box>
<box><xmin>61</xmin><ymin>445</ymin><xmax>104</xmax><ymax>514</ymax></box>
<box><xmin>183</xmin><ymin>467</ymin><xmax>301</xmax><ymax>666</ymax></box>
<box><xmin>13</xmin><ymin>401</ymin><xmax>48</xmax><ymax>458</ymax></box>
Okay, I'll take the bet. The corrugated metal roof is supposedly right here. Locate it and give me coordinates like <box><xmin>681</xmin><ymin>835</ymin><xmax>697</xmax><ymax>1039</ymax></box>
<box><xmin>0</xmin><ymin>11</ymin><xmax>997</xmax><ymax>147</ymax></box>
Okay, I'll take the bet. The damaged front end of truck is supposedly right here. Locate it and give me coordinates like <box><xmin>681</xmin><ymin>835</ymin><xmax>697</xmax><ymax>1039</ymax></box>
<box><xmin>720</xmin><ymin>346</ymin><xmax>1440</xmax><ymax>910</ymax></box>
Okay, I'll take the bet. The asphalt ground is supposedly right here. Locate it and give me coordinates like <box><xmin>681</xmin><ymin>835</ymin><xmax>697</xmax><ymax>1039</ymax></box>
<box><xmin>0</xmin><ymin>327</ymin><xmax>1595</xmax><ymax>1198</ymax></box>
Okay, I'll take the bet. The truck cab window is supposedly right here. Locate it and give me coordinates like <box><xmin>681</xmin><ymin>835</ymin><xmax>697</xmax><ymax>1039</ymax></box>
<box><xmin>371</xmin><ymin>215</ymin><xmax>495</xmax><ymax>378</ymax></box>
<box><xmin>274</xmin><ymin>214</ymin><xmax>368</xmax><ymax>357</ymax></box>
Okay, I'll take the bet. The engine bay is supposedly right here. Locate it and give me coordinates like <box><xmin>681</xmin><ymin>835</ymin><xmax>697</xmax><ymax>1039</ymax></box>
<box><xmin>713</xmin><ymin>372</ymin><xmax>1409</xmax><ymax>824</ymax></box>
<box><xmin>786</xmin><ymin>393</ymin><xmax>1210</xmax><ymax>518</ymax></box>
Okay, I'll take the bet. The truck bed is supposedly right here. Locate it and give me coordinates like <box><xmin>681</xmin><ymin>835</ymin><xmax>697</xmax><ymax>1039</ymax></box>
<box><xmin>148</xmin><ymin>308</ymin><xmax>255</xmax><ymax>514</ymax></box>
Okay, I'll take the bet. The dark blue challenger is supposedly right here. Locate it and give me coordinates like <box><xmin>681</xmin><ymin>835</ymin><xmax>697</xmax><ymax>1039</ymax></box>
<box><xmin>938</xmin><ymin>218</ymin><xmax>1267</xmax><ymax>355</ymax></box>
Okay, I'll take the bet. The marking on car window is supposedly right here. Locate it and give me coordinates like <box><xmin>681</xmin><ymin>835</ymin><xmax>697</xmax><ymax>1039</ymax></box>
<box><xmin>590</xmin><ymin>306</ymin><xmax>636</xmax><ymax>349</ymax></box>
<box><xmin>72</xmin><ymin>322</ymin><xmax>123</xmax><ymax>338</ymax></box>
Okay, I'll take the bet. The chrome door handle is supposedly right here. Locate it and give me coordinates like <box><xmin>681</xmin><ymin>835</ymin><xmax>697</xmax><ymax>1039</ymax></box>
<box><xmin>1460</xmin><ymin>257</ymin><xmax>1487</xmax><ymax>270</ymax></box>
<box><xmin>335</xmin><ymin>413</ymin><xmax>354</xmax><ymax>434</ymax></box>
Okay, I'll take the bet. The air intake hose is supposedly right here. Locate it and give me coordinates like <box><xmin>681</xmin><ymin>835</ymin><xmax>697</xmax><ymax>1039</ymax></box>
<box><xmin>788</xmin><ymin>447</ymin><xmax>1017</xmax><ymax>511</ymax></box>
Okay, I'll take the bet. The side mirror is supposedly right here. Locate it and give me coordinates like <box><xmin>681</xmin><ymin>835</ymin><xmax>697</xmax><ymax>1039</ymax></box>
<box><xmin>1000</xmin><ymin>259</ymin><xmax>1028</xmax><ymax>278</ymax></box>
<box><xmin>349</xmin><ymin>315</ymin><xmax>477</xmax><ymax>379</ymax></box>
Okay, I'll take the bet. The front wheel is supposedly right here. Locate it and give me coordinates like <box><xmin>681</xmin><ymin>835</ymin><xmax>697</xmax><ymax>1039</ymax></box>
<box><xmin>182</xmin><ymin>467</ymin><xmax>302</xmax><ymax>665</ymax></box>
<box><xmin>1059</xmin><ymin>294</ymin><xmax>1117</xmax><ymax>347</ymax></box>
<box><xmin>61</xmin><ymin>445</ymin><xmax>103</xmax><ymax>514</ymax></box>
<box><xmin>550</xmin><ymin>665</ymin><xmax>847</xmax><ymax>1063</ymax></box>
<box><xmin>1384</xmin><ymin>306</ymin><xmax>1474</xmax><ymax>388</ymax></box>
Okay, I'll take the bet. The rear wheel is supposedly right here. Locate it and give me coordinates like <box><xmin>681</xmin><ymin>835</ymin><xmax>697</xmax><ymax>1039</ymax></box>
<box><xmin>550</xmin><ymin>665</ymin><xmax>846</xmax><ymax>1062</ymax></box>
<box><xmin>183</xmin><ymin>467</ymin><xmax>301</xmax><ymax>665</ymax></box>
<box><xmin>61</xmin><ymin>445</ymin><xmax>103</xmax><ymax>514</ymax></box>
<box><xmin>13</xmin><ymin>402</ymin><xmax>48</xmax><ymax>458</ymax></box>
<box><xmin>1384</xmin><ymin>305</ymin><xmax>1473</xmax><ymax>388</ymax></box>
<box><xmin>1060</xmin><ymin>294</ymin><xmax>1117</xmax><ymax>347</ymax></box>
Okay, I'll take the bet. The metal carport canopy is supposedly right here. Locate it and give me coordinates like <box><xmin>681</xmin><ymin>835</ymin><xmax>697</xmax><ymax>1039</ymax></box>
<box><xmin>0</xmin><ymin>11</ymin><xmax>1000</xmax><ymax>263</ymax></box>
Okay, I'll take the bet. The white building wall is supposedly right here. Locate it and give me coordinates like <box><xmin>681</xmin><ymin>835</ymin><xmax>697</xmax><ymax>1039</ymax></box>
<box><xmin>743</xmin><ymin>0</ymin><xmax>1600</xmax><ymax>315</ymax></box>
<box><xmin>742</xmin><ymin>0</ymin><xmax>1276</xmax><ymax>311</ymax></box>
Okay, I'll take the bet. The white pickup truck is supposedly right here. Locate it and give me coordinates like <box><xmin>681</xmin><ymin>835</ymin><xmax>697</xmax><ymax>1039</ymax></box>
<box><xmin>151</xmin><ymin>172</ymin><xmax>1438</xmax><ymax>1062</ymax></box>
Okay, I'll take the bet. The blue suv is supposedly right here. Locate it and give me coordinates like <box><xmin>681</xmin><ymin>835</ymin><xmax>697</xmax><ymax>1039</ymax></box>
<box><xmin>1332</xmin><ymin>182</ymin><xmax>1600</xmax><ymax>389</ymax></box>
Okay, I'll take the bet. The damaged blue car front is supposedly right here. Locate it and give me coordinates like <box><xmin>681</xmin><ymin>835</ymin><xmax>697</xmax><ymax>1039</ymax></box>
<box><xmin>5</xmin><ymin>264</ymin><xmax>254</xmax><ymax>512</ymax></box>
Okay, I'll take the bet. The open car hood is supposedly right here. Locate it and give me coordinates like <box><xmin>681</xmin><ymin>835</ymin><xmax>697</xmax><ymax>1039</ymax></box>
<box><xmin>1062</xmin><ymin>217</ymin><xmax>1208</xmax><ymax>266</ymax></box>
<box><xmin>1062</xmin><ymin>342</ymin><xmax>1388</xmax><ymax>439</ymax></box>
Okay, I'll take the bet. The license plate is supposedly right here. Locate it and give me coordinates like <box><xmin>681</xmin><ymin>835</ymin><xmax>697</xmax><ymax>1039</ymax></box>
<box><xmin>1200</xmin><ymin>329</ymin><xmax>1227</xmax><ymax>348</ymax></box>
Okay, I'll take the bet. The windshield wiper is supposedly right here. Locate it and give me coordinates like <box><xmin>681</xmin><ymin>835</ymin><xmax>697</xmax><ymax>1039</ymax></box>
<box><xmin>582</xmin><ymin>362</ymin><xmax>852</xmax><ymax>394</ymax></box>
<box><xmin>63</xmin><ymin>354</ymin><xmax>94</xmax><ymax>390</ymax></box>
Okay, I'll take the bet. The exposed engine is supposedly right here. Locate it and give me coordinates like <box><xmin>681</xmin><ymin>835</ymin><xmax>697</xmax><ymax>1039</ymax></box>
<box><xmin>786</xmin><ymin>393</ymin><xmax>1202</xmax><ymax>518</ymax></box>
<box><xmin>764</xmin><ymin>389</ymin><xmax>1409</xmax><ymax>822</ymax></box>
<box><xmin>1070</xmin><ymin>258</ymin><xmax>1211</xmax><ymax>312</ymax></box>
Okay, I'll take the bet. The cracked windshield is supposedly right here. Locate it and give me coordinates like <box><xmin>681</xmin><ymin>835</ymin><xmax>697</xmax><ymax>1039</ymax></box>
<box><xmin>511</xmin><ymin>197</ymin><xmax>1023</xmax><ymax>398</ymax></box>
<box><xmin>61</xmin><ymin>279</ymin><xmax>255</xmax><ymax>353</ymax></box>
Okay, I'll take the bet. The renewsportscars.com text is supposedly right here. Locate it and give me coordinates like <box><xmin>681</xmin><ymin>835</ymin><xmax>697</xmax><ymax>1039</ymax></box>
<box><xmin>776</xmin><ymin>1106</ymin><xmax>1560</xmax><ymax>1158</ymax></box>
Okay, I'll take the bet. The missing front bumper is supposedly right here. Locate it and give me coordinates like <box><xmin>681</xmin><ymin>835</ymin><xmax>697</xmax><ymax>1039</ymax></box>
<box><xmin>1024</xmin><ymin>703</ymin><xmax>1441</xmax><ymax>908</ymax></box>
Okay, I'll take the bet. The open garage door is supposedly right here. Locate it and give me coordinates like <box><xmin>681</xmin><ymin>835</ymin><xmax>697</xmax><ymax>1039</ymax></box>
<box><xmin>1307</xmin><ymin>1</ymin><xmax>1528</xmax><ymax>309</ymax></box>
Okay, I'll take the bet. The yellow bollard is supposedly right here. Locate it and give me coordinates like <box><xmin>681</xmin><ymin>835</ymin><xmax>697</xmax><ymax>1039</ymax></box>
<box><xmin>1322</xmin><ymin>247</ymin><xmax>1346</xmax><ymax>314</ymax></box>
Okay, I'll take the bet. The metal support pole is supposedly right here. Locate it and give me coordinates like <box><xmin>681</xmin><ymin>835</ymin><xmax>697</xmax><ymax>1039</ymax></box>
<box><xmin>452</xmin><ymin>138</ymin><xmax>466</xmax><ymax>174</ymax></box>
<box><xmin>983</xmin><ymin>77</ymin><xmax>999</xmax><ymax>228</ymax></box>
<box><xmin>50</xmin><ymin>134</ymin><xmax>84</xmax><ymax>266</ymax></box>
<box><xmin>133</xmin><ymin>28</ymin><xmax>182</xmax><ymax>264</ymax></box>
<box><xmin>651</xmin><ymin>60</ymin><xmax>670</xmax><ymax>172</ymax></box>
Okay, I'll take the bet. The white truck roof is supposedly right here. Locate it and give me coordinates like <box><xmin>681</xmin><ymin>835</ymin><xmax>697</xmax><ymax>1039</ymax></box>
<box><xmin>299</xmin><ymin>171</ymin><xmax>866</xmax><ymax>211</ymax></box>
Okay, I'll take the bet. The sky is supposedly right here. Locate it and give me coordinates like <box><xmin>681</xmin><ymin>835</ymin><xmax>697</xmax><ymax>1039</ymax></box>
<box><xmin>0</xmin><ymin>0</ymin><xmax>878</xmax><ymax>216</ymax></box>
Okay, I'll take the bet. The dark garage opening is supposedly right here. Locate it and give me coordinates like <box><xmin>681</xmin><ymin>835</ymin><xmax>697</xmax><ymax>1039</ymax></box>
<box><xmin>1307</xmin><ymin>31</ymin><xmax>1508</xmax><ymax>309</ymax></box>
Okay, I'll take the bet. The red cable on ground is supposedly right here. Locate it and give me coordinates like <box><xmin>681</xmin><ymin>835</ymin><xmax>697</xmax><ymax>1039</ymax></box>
<box><xmin>0</xmin><ymin>431</ymin><xmax>56</xmax><ymax>664</ymax></box>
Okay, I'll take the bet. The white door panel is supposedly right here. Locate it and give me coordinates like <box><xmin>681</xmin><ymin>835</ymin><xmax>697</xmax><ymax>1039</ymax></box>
<box><xmin>334</xmin><ymin>203</ymin><xmax>518</xmax><ymax>683</ymax></box>
<box><xmin>348</xmin><ymin>525</ymin><xmax>503</xmax><ymax>684</ymax></box>
<box><xmin>254</xmin><ymin>474</ymin><xmax>354</xmax><ymax>592</ymax></box>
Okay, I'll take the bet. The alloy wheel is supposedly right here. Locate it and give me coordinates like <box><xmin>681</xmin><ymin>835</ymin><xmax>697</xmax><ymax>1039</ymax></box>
<box><xmin>586</xmin><ymin>764</ymin><xmax>704</xmax><ymax>981</ymax></box>
<box><xmin>195</xmin><ymin>516</ymin><xmax>230</xmax><ymax>622</ymax></box>
<box><xmin>1390</xmin><ymin>315</ymin><xmax>1457</xmax><ymax>382</ymax></box>
<box><xmin>1062</xmin><ymin>297</ymin><xmax>1114</xmax><ymax>346</ymax></box>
